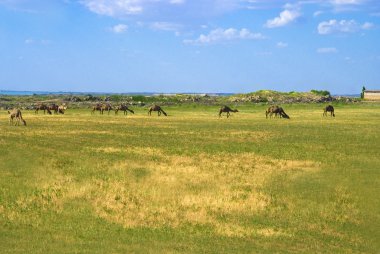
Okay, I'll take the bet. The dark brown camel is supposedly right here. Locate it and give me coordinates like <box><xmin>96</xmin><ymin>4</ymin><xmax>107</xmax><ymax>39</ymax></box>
<box><xmin>323</xmin><ymin>105</ymin><xmax>335</xmax><ymax>117</ymax></box>
<box><xmin>35</xmin><ymin>104</ymin><xmax>52</xmax><ymax>115</ymax></box>
<box><xmin>48</xmin><ymin>104</ymin><xmax>59</xmax><ymax>114</ymax></box>
<box><xmin>8</xmin><ymin>109</ymin><xmax>26</xmax><ymax>126</ymax></box>
<box><xmin>115</xmin><ymin>104</ymin><xmax>134</xmax><ymax>115</ymax></box>
<box><xmin>219</xmin><ymin>106</ymin><xmax>238</xmax><ymax>118</ymax></box>
<box><xmin>148</xmin><ymin>105</ymin><xmax>167</xmax><ymax>116</ymax></box>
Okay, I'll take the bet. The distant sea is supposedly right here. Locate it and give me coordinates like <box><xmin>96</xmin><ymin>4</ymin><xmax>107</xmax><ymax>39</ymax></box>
<box><xmin>0</xmin><ymin>90</ymin><xmax>235</xmax><ymax>96</ymax></box>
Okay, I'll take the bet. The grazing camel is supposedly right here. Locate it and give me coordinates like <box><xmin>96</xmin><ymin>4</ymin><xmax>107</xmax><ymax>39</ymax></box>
<box><xmin>58</xmin><ymin>105</ymin><xmax>67</xmax><ymax>114</ymax></box>
<box><xmin>8</xmin><ymin>109</ymin><xmax>26</xmax><ymax>126</ymax></box>
<box><xmin>323</xmin><ymin>105</ymin><xmax>335</xmax><ymax>117</ymax></box>
<box><xmin>102</xmin><ymin>103</ymin><xmax>113</xmax><ymax>115</ymax></box>
<box><xmin>266</xmin><ymin>105</ymin><xmax>290</xmax><ymax>119</ymax></box>
<box><xmin>92</xmin><ymin>103</ymin><xmax>103</xmax><ymax>114</ymax></box>
<box><xmin>48</xmin><ymin>104</ymin><xmax>59</xmax><ymax>114</ymax></box>
<box><xmin>35</xmin><ymin>104</ymin><xmax>52</xmax><ymax>115</ymax></box>
<box><xmin>266</xmin><ymin>105</ymin><xmax>280</xmax><ymax>119</ymax></box>
<box><xmin>148</xmin><ymin>105</ymin><xmax>167</xmax><ymax>116</ymax></box>
<box><xmin>115</xmin><ymin>104</ymin><xmax>134</xmax><ymax>115</ymax></box>
<box><xmin>277</xmin><ymin>107</ymin><xmax>290</xmax><ymax>119</ymax></box>
<box><xmin>219</xmin><ymin>106</ymin><xmax>238</xmax><ymax>118</ymax></box>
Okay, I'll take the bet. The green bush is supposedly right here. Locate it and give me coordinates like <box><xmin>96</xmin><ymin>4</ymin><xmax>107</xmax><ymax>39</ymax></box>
<box><xmin>310</xmin><ymin>90</ymin><xmax>331</xmax><ymax>96</ymax></box>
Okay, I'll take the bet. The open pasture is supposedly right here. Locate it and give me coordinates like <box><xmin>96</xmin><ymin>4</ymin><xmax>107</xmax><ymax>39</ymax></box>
<box><xmin>0</xmin><ymin>104</ymin><xmax>379</xmax><ymax>253</ymax></box>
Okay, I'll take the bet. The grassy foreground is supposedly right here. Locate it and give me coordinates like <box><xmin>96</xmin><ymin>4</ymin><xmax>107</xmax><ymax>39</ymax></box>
<box><xmin>0</xmin><ymin>103</ymin><xmax>379</xmax><ymax>253</ymax></box>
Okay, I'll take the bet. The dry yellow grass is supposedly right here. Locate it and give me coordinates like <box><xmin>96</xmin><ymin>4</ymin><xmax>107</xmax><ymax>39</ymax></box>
<box><xmin>0</xmin><ymin>146</ymin><xmax>318</xmax><ymax>237</ymax></box>
<box><xmin>87</xmin><ymin>149</ymin><xmax>318</xmax><ymax>236</ymax></box>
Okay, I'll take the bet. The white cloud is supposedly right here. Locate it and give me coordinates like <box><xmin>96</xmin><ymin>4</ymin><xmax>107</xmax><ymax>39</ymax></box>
<box><xmin>184</xmin><ymin>28</ymin><xmax>265</xmax><ymax>45</ymax></box>
<box><xmin>313</xmin><ymin>10</ymin><xmax>323</xmax><ymax>17</ymax></box>
<box><xmin>265</xmin><ymin>6</ymin><xmax>301</xmax><ymax>28</ymax></box>
<box><xmin>24</xmin><ymin>38</ymin><xmax>52</xmax><ymax>45</ymax></box>
<box><xmin>318</xmin><ymin>19</ymin><xmax>374</xmax><ymax>34</ymax></box>
<box><xmin>361</xmin><ymin>22</ymin><xmax>374</xmax><ymax>29</ymax></box>
<box><xmin>81</xmin><ymin>0</ymin><xmax>144</xmax><ymax>16</ymax></box>
<box><xmin>169</xmin><ymin>0</ymin><xmax>185</xmax><ymax>4</ymax></box>
<box><xmin>276</xmin><ymin>42</ymin><xmax>288</xmax><ymax>48</ymax></box>
<box><xmin>25</xmin><ymin>38</ymin><xmax>35</xmax><ymax>44</ymax></box>
<box><xmin>317</xmin><ymin>47</ymin><xmax>338</xmax><ymax>53</ymax></box>
<box><xmin>111</xmin><ymin>24</ymin><xmax>128</xmax><ymax>33</ymax></box>
<box><xmin>150</xmin><ymin>22</ymin><xmax>182</xmax><ymax>32</ymax></box>
<box><xmin>330</xmin><ymin>0</ymin><xmax>366</xmax><ymax>5</ymax></box>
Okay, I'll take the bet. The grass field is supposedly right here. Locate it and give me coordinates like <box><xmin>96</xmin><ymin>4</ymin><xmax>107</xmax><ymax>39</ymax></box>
<box><xmin>0</xmin><ymin>103</ymin><xmax>379</xmax><ymax>253</ymax></box>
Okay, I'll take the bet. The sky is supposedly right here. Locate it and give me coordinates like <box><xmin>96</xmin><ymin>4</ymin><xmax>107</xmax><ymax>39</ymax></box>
<box><xmin>0</xmin><ymin>0</ymin><xmax>379</xmax><ymax>94</ymax></box>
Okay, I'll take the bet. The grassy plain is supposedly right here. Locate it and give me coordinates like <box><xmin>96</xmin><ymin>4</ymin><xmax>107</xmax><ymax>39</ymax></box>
<box><xmin>0</xmin><ymin>103</ymin><xmax>379</xmax><ymax>253</ymax></box>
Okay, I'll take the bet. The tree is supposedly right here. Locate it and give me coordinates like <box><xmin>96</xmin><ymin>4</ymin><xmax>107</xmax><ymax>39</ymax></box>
<box><xmin>361</xmin><ymin>86</ymin><xmax>366</xmax><ymax>99</ymax></box>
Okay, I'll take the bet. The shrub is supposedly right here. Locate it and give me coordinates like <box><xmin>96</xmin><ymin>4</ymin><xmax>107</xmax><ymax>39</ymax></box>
<box><xmin>310</xmin><ymin>90</ymin><xmax>331</xmax><ymax>96</ymax></box>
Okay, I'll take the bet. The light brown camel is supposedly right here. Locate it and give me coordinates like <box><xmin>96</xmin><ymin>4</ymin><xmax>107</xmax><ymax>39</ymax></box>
<box><xmin>148</xmin><ymin>105</ymin><xmax>167</xmax><ymax>116</ymax></box>
<box><xmin>219</xmin><ymin>106</ymin><xmax>238</xmax><ymax>118</ymax></box>
<box><xmin>35</xmin><ymin>104</ymin><xmax>52</xmax><ymax>115</ymax></box>
<box><xmin>102</xmin><ymin>103</ymin><xmax>113</xmax><ymax>115</ymax></box>
<box><xmin>266</xmin><ymin>105</ymin><xmax>290</xmax><ymax>119</ymax></box>
<box><xmin>115</xmin><ymin>104</ymin><xmax>134</xmax><ymax>115</ymax></box>
<box><xmin>266</xmin><ymin>105</ymin><xmax>279</xmax><ymax>118</ymax></box>
<box><xmin>8</xmin><ymin>109</ymin><xmax>26</xmax><ymax>126</ymax></box>
<box><xmin>58</xmin><ymin>105</ymin><xmax>67</xmax><ymax>114</ymax></box>
<box><xmin>91</xmin><ymin>103</ymin><xmax>103</xmax><ymax>114</ymax></box>
<box><xmin>323</xmin><ymin>105</ymin><xmax>335</xmax><ymax>117</ymax></box>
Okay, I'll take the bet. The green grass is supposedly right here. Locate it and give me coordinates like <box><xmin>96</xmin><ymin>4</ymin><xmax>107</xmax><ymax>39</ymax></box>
<box><xmin>0</xmin><ymin>103</ymin><xmax>379</xmax><ymax>253</ymax></box>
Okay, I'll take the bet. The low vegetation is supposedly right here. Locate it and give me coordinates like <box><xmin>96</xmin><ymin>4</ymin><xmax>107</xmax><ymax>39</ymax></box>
<box><xmin>0</xmin><ymin>90</ymin><xmax>359</xmax><ymax>110</ymax></box>
<box><xmin>0</xmin><ymin>103</ymin><xmax>379</xmax><ymax>253</ymax></box>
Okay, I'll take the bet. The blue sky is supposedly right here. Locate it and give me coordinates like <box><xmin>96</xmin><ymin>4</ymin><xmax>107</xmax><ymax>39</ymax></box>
<box><xmin>0</xmin><ymin>0</ymin><xmax>379</xmax><ymax>94</ymax></box>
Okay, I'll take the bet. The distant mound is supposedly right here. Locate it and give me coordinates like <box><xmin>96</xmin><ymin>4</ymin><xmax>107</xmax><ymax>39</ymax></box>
<box><xmin>228</xmin><ymin>90</ymin><xmax>341</xmax><ymax>104</ymax></box>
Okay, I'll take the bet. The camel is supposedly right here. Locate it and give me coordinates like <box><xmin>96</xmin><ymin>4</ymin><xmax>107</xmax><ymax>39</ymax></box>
<box><xmin>266</xmin><ymin>105</ymin><xmax>290</xmax><ymax>119</ymax></box>
<box><xmin>148</xmin><ymin>105</ymin><xmax>167</xmax><ymax>116</ymax></box>
<box><xmin>8</xmin><ymin>109</ymin><xmax>26</xmax><ymax>126</ymax></box>
<box><xmin>219</xmin><ymin>106</ymin><xmax>238</xmax><ymax>118</ymax></box>
<box><xmin>115</xmin><ymin>104</ymin><xmax>134</xmax><ymax>115</ymax></box>
<box><xmin>323</xmin><ymin>105</ymin><xmax>335</xmax><ymax>117</ymax></box>
<box><xmin>102</xmin><ymin>104</ymin><xmax>113</xmax><ymax>115</ymax></box>
<box><xmin>277</xmin><ymin>107</ymin><xmax>290</xmax><ymax>119</ymax></box>
<box><xmin>35</xmin><ymin>104</ymin><xmax>52</xmax><ymax>115</ymax></box>
<box><xmin>92</xmin><ymin>103</ymin><xmax>103</xmax><ymax>114</ymax></box>
<box><xmin>266</xmin><ymin>105</ymin><xmax>280</xmax><ymax>119</ymax></box>
<box><xmin>48</xmin><ymin>104</ymin><xmax>59</xmax><ymax>114</ymax></box>
<box><xmin>58</xmin><ymin>105</ymin><xmax>67</xmax><ymax>114</ymax></box>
